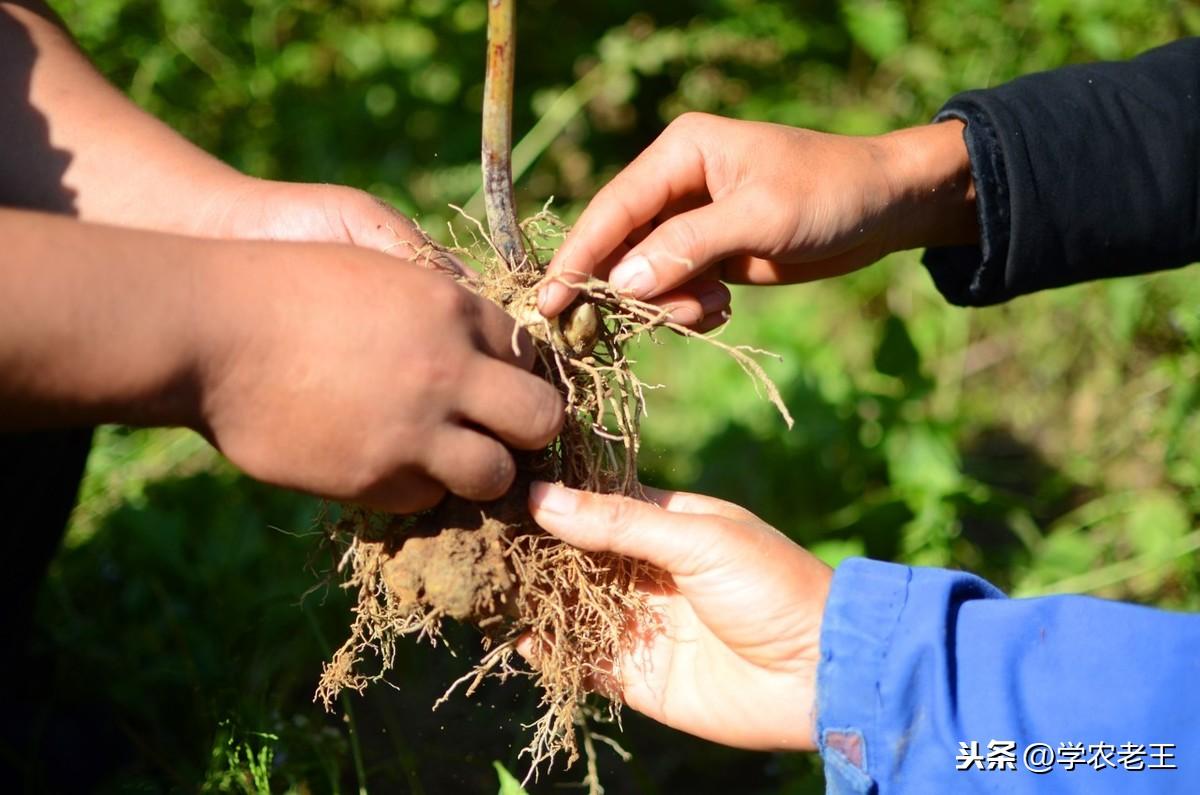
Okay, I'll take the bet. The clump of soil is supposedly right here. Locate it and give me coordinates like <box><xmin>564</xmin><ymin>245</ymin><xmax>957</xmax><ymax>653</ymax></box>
<box><xmin>315</xmin><ymin>211</ymin><xmax>791</xmax><ymax>788</ymax></box>
<box><xmin>382</xmin><ymin>519</ymin><xmax>514</xmax><ymax>623</ymax></box>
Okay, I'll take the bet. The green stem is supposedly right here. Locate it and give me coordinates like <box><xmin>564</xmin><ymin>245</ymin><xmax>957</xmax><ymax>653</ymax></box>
<box><xmin>1013</xmin><ymin>528</ymin><xmax>1200</xmax><ymax>597</ymax></box>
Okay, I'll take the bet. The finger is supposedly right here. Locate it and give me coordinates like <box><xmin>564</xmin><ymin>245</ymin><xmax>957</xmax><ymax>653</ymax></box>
<box><xmin>639</xmin><ymin>485</ymin><xmax>762</xmax><ymax>524</ymax></box>
<box><xmin>692</xmin><ymin>308</ymin><xmax>731</xmax><ymax>334</ymax></box>
<box><xmin>356</xmin><ymin>468</ymin><xmax>447</xmax><ymax>514</ymax></box>
<box><xmin>606</xmin><ymin>192</ymin><xmax>767</xmax><ymax>301</ymax></box>
<box><xmin>426</xmin><ymin>427</ymin><xmax>517</xmax><ymax>501</ymax></box>
<box><xmin>625</xmin><ymin>219</ymin><xmax>656</xmax><ymax>250</ymax></box>
<box><xmin>581</xmin><ymin>221</ymin><xmax>650</xmax><ymax>283</ymax></box>
<box><xmin>540</xmin><ymin>180</ymin><xmax>708</xmax><ymax>309</ymax></box>
<box><xmin>515</xmin><ymin>631</ymin><xmax>542</xmax><ymax>666</ymax></box>
<box><xmin>539</xmin><ymin>132</ymin><xmax>707</xmax><ymax>317</ymax></box>
<box><xmin>652</xmin><ymin>280</ymin><xmax>731</xmax><ymax>327</ymax></box>
<box><xmin>465</xmin><ymin>290</ymin><xmax>537</xmax><ymax>370</ymax></box>
<box><xmin>718</xmin><ymin>249</ymin><xmax>871</xmax><ymax>285</ymax></box>
<box><xmin>528</xmin><ymin>482</ymin><xmax>724</xmax><ymax>576</ymax></box>
<box><xmin>460</xmin><ymin>360</ymin><xmax>564</xmax><ymax>449</ymax></box>
<box><xmin>517</xmin><ymin>630</ymin><xmax>622</xmax><ymax>699</ymax></box>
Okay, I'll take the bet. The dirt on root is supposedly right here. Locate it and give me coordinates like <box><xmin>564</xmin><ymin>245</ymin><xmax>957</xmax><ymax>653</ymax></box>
<box><xmin>315</xmin><ymin>212</ymin><xmax>791</xmax><ymax>789</ymax></box>
<box><xmin>382</xmin><ymin>520</ymin><xmax>514</xmax><ymax>623</ymax></box>
<box><xmin>381</xmin><ymin>491</ymin><xmax>531</xmax><ymax>623</ymax></box>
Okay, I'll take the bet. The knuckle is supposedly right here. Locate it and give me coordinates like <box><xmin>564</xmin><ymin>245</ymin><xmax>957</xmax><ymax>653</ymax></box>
<box><xmin>663</xmin><ymin>216</ymin><xmax>702</xmax><ymax>261</ymax></box>
<box><xmin>669</xmin><ymin>111</ymin><xmax>710</xmax><ymax>135</ymax></box>
<box><xmin>598</xmin><ymin>495</ymin><xmax>641</xmax><ymax>535</ymax></box>
<box><xmin>336</xmin><ymin>185</ymin><xmax>372</xmax><ymax>206</ymax></box>
<box><xmin>589</xmin><ymin>183</ymin><xmax>639</xmax><ymax>235</ymax></box>
<box><xmin>426</xmin><ymin>277</ymin><xmax>477</xmax><ymax>321</ymax></box>
<box><xmin>414</xmin><ymin>346</ymin><xmax>470</xmax><ymax>394</ymax></box>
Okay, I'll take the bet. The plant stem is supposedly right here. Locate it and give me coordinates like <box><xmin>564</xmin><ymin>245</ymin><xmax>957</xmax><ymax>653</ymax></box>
<box><xmin>482</xmin><ymin>0</ymin><xmax>528</xmax><ymax>271</ymax></box>
<box><xmin>464</xmin><ymin>66</ymin><xmax>605</xmax><ymax>221</ymax></box>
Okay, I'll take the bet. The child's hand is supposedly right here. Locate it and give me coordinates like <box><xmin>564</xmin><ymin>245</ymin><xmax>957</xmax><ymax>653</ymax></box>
<box><xmin>195</xmin><ymin>178</ymin><xmax>469</xmax><ymax>277</ymax></box>
<box><xmin>538</xmin><ymin>113</ymin><xmax>977</xmax><ymax>323</ymax></box>
<box><xmin>525</xmin><ymin>482</ymin><xmax>832</xmax><ymax>751</ymax></box>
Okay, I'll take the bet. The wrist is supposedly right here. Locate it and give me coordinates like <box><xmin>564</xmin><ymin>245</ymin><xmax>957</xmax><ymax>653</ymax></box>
<box><xmin>184</xmin><ymin>173</ymin><xmax>266</xmax><ymax>240</ymax></box>
<box><xmin>876</xmin><ymin>120</ymin><xmax>979</xmax><ymax>253</ymax></box>
<box><xmin>86</xmin><ymin>232</ymin><xmax>213</xmax><ymax>430</ymax></box>
<box><xmin>184</xmin><ymin>237</ymin><xmax>273</xmax><ymax>437</ymax></box>
<box><xmin>792</xmin><ymin>562</ymin><xmax>833</xmax><ymax>753</ymax></box>
<box><xmin>0</xmin><ymin>212</ymin><xmax>210</xmax><ymax>430</ymax></box>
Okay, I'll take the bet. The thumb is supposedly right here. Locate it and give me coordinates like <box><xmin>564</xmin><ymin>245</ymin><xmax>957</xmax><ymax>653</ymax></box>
<box><xmin>528</xmin><ymin>482</ymin><xmax>724</xmax><ymax>577</ymax></box>
<box><xmin>607</xmin><ymin>194</ymin><xmax>762</xmax><ymax>301</ymax></box>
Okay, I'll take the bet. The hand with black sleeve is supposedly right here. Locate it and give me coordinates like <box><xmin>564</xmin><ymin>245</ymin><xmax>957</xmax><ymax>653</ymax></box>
<box><xmin>537</xmin><ymin>38</ymin><xmax>1200</xmax><ymax>319</ymax></box>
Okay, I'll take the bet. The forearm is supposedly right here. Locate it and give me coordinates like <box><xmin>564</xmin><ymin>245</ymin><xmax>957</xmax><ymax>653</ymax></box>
<box><xmin>818</xmin><ymin>559</ymin><xmax>1200</xmax><ymax>793</ymax></box>
<box><xmin>0</xmin><ymin>209</ymin><xmax>215</xmax><ymax>429</ymax></box>
<box><xmin>0</xmin><ymin>2</ymin><xmax>242</xmax><ymax>231</ymax></box>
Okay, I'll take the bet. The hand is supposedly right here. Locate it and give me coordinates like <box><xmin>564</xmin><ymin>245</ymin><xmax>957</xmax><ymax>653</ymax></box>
<box><xmin>526</xmin><ymin>482</ymin><xmax>833</xmax><ymax>751</ymax></box>
<box><xmin>3</xmin><ymin>5</ymin><xmax>464</xmax><ymax>276</ymax></box>
<box><xmin>538</xmin><ymin>113</ymin><xmax>977</xmax><ymax>323</ymax></box>
<box><xmin>194</xmin><ymin>240</ymin><xmax>562</xmax><ymax>513</ymax></box>
<box><xmin>194</xmin><ymin>177</ymin><xmax>469</xmax><ymax>277</ymax></box>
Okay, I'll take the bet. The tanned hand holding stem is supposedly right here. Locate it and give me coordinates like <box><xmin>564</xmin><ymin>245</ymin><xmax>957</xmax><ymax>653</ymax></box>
<box><xmin>1</xmin><ymin>1</ymin><xmax>561</xmax><ymax>516</ymax></box>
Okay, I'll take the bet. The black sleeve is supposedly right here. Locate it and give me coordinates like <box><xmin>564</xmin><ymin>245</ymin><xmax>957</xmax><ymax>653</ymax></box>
<box><xmin>921</xmin><ymin>37</ymin><xmax>1200</xmax><ymax>307</ymax></box>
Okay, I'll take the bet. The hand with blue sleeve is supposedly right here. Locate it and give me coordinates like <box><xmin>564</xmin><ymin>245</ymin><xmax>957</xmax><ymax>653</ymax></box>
<box><xmin>526</xmin><ymin>481</ymin><xmax>832</xmax><ymax>751</ymax></box>
<box><xmin>527</xmin><ymin>481</ymin><xmax>1200</xmax><ymax>793</ymax></box>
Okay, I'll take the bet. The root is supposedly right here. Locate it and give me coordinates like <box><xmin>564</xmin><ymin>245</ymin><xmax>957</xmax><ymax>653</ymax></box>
<box><xmin>315</xmin><ymin>208</ymin><xmax>789</xmax><ymax>783</ymax></box>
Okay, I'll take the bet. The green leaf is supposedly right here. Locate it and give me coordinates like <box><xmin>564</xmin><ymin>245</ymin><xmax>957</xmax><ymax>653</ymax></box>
<box><xmin>810</xmin><ymin>538</ymin><xmax>866</xmax><ymax>568</ymax></box>
<box><xmin>885</xmin><ymin>425</ymin><xmax>962</xmax><ymax>500</ymax></box>
<box><xmin>874</xmin><ymin>315</ymin><xmax>921</xmax><ymax>382</ymax></box>
<box><xmin>841</xmin><ymin>0</ymin><xmax>908</xmax><ymax>62</ymax></box>
<box><xmin>495</xmin><ymin>761</ymin><xmax>530</xmax><ymax>795</ymax></box>
<box><xmin>1127</xmin><ymin>490</ymin><xmax>1190</xmax><ymax>563</ymax></box>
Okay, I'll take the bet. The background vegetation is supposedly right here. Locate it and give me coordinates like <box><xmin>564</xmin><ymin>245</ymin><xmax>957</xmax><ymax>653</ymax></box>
<box><xmin>20</xmin><ymin>0</ymin><xmax>1200</xmax><ymax>792</ymax></box>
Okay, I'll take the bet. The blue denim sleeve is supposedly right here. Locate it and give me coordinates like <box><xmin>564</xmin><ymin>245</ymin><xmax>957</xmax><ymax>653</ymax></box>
<box><xmin>816</xmin><ymin>558</ymin><xmax>1200</xmax><ymax>794</ymax></box>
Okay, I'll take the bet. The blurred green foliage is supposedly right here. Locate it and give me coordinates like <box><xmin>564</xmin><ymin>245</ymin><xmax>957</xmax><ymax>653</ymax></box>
<box><xmin>27</xmin><ymin>0</ymin><xmax>1200</xmax><ymax>792</ymax></box>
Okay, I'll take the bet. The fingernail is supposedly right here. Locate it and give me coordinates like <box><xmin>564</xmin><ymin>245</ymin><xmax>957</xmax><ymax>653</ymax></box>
<box><xmin>663</xmin><ymin>302</ymin><xmax>703</xmax><ymax>326</ymax></box>
<box><xmin>538</xmin><ymin>281</ymin><xmax>569</xmax><ymax>316</ymax></box>
<box><xmin>530</xmin><ymin>481</ymin><xmax>578</xmax><ymax>515</ymax></box>
<box><xmin>609</xmin><ymin>255</ymin><xmax>657</xmax><ymax>298</ymax></box>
